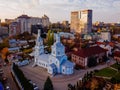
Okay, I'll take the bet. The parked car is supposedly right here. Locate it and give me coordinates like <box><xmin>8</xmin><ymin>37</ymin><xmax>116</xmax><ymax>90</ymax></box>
<box><xmin>34</xmin><ymin>86</ymin><xmax>39</xmax><ymax>90</ymax></box>
<box><xmin>28</xmin><ymin>80</ymin><xmax>39</xmax><ymax>90</ymax></box>
<box><xmin>5</xmin><ymin>86</ymin><xmax>10</xmax><ymax>90</ymax></box>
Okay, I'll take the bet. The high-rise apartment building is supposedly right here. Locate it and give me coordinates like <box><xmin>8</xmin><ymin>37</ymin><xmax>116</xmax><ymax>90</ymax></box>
<box><xmin>71</xmin><ymin>10</ymin><xmax>92</xmax><ymax>34</ymax></box>
<box><xmin>9</xmin><ymin>14</ymin><xmax>50</xmax><ymax>36</ymax></box>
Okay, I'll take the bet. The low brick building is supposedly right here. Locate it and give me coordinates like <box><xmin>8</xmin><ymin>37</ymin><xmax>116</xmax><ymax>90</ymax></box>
<box><xmin>114</xmin><ymin>51</ymin><xmax>120</xmax><ymax>64</ymax></box>
<box><xmin>71</xmin><ymin>46</ymin><xmax>107</xmax><ymax>68</ymax></box>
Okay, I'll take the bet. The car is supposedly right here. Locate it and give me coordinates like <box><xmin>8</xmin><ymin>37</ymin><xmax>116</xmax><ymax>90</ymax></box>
<box><xmin>28</xmin><ymin>80</ymin><xmax>39</xmax><ymax>90</ymax></box>
<box><xmin>68</xmin><ymin>84</ymin><xmax>73</xmax><ymax>89</ymax></box>
<box><xmin>5</xmin><ymin>86</ymin><xmax>10</xmax><ymax>90</ymax></box>
<box><xmin>3</xmin><ymin>63</ymin><xmax>7</xmax><ymax>66</ymax></box>
<box><xmin>34</xmin><ymin>86</ymin><xmax>39</xmax><ymax>90</ymax></box>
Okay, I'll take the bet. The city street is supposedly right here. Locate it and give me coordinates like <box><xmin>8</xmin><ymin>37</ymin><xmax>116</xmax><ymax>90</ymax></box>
<box><xmin>1</xmin><ymin>63</ymin><xmax>19</xmax><ymax>90</ymax></box>
<box><xmin>20</xmin><ymin>59</ymin><xmax>116</xmax><ymax>90</ymax></box>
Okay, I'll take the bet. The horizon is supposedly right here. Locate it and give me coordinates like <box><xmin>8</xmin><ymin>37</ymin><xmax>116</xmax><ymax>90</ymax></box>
<box><xmin>0</xmin><ymin>0</ymin><xmax>120</xmax><ymax>23</ymax></box>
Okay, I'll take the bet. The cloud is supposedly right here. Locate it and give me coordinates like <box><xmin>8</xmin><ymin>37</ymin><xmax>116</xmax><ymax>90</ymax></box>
<box><xmin>0</xmin><ymin>0</ymin><xmax>120</xmax><ymax>22</ymax></box>
<box><xmin>18</xmin><ymin>0</ymin><xmax>39</xmax><ymax>9</ymax></box>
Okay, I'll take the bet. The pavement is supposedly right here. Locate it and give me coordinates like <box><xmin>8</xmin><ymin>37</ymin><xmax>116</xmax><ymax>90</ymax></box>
<box><xmin>0</xmin><ymin>58</ymin><xmax>19</xmax><ymax>90</ymax></box>
<box><xmin>20</xmin><ymin>58</ymin><xmax>116</xmax><ymax>90</ymax></box>
<box><xmin>2</xmin><ymin>64</ymin><xmax>19</xmax><ymax>90</ymax></box>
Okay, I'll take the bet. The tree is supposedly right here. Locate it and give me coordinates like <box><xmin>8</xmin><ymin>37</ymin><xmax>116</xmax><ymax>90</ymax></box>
<box><xmin>87</xmin><ymin>57</ymin><xmax>97</xmax><ymax>67</ymax></box>
<box><xmin>90</xmin><ymin>78</ymin><xmax>98</xmax><ymax>90</ymax></box>
<box><xmin>102</xmin><ymin>55</ymin><xmax>108</xmax><ymax>62</ymax></box>
<box><xmin>12</xmin><ymin>63</ymin><xmax>34</xmax><ymax>90</ymax></box>
<box><xmin>44</xmin><ymin>76</ymin><xmax>54</xmax><ymax>90</ymax></box>
<box><xmin>46</xmin><ymin>30</ymin><xmax>54</xmax><ymax>52</ymax></box>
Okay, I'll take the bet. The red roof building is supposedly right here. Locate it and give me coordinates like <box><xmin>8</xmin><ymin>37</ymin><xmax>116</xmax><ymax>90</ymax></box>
<box><xmin>114</xmin><ymin>51</ymin><xmax>120</xmax><ymax>63</ymax></box>
<box><xmin>71</xmin><ymin>46</ymin><xmax>107</xmax><ymax>68</ymax></box>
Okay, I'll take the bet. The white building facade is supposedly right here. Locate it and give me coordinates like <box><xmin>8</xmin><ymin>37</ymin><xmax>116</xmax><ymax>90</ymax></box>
<box><xmin>100</xmin><ymin>31</ymin><xmax>111</xmax><ymax>42</ymax></box>
<box><xmin>71</xmin><ymin>10</ymin><xmax>92</xmax><ymax>34</ymax></box>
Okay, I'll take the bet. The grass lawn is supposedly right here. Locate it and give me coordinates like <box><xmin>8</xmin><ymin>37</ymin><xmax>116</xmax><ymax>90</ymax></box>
<box><xmin>113</xmin><ymin>72</ymin><xmax>120</xmax><ymax>81</ymax></box>
<box><xmin>95</xmin><ymin>67</ymin><xmax>117</xmax><ymax>77</ymax></box>
<box><xmin>111</xmin><ymin>63</ymin><xmax>120</xmax><ymax>69</ymax></box>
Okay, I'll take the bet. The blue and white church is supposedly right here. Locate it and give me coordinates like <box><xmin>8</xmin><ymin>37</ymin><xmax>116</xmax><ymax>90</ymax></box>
<box><xmin>33</xmin><ymin>30</ymin><xmax>74</xmax><ymax>75</ymax></box>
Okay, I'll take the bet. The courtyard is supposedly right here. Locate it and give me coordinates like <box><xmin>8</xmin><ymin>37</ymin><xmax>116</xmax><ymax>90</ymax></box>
<box><xmin>20</xmin><ymin>59</ymin><xmax>116</xmax><ymax>90</ymax></box>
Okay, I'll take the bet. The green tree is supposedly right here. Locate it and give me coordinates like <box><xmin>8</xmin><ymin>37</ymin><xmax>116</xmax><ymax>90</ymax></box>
<box><xmin>47</xmin><ymin>30</ymin><xmax>54</xmax><ymax>52</ymax></box>
<box><xmin>44</xmin><ymin>76</ymin><xmax>54</xmax><ymax>90</ymax></box>
<box><xmin>87</xmin><ymin>57</ymin><xmax>97</xmax><ymax>67</ymax></box>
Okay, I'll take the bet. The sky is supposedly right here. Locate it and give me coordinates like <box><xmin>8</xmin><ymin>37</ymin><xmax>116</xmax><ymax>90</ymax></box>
<box><xmin>0</xmin><ymin>0</ymin><xmax>120</xmax><ymax>23</ymax></box>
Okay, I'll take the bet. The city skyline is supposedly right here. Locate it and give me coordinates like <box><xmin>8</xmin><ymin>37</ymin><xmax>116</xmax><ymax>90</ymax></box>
<box><xmin>0</xmin><ymin>0</ymin><xmax>120</xmax><ymax>23</ymax></box>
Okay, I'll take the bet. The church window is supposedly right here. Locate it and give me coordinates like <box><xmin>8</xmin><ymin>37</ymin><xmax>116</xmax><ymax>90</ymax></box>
<box><xmin>53</xmin><ymin>51</ymin><xmax>55</xmax><ymax>54</ymax></box>
<box><xmin>63</xmin><ymin>69</ymin><xmax>64</xmax><ymax>72</ymax></box>
<box><xmin>58</xmin><ymin>51</ymin><xmax>60</xmax><ymax>55</ymax></box>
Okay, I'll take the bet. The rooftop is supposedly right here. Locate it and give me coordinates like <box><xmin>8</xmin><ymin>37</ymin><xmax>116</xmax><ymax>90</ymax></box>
<box><xmin>114</xmin><ymin>51</ymin><xmax>120</xmax><ymax>57</ymax></box>
<box><xmin>72</xmin><ymin>46</ymin><xmax>107</xmax><ymax>58</ymax></box>
<box><xmin>18</xmin><ymin>14</ymin><xmax>30</xmax><ymax>19</ymax></box>
<box><xmin>37</xmin><ymin>54</ymin><xmax>49</xmax><ymax>63</ymax></box>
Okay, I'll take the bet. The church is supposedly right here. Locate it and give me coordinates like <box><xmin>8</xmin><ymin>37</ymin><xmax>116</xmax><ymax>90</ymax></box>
<box><xmin>33</xmin><ymin>30</ymin><xmax>74</xmax><ymax>75</ymax></box>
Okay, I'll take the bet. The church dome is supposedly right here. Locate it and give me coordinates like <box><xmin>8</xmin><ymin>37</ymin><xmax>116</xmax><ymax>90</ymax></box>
<box><xmin>53</xmin><ymin>42</ymin><xmax>64</xmax><ymax>48</ymax></box>
<box><xmin>51</xmin><ymin>34</ymin><xmax>65</xmax><ymax>57</ymax></box>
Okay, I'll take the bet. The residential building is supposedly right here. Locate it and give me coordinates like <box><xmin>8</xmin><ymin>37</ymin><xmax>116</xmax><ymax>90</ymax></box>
<box><xmin>114</xmin><ymin>51</ymin><xmax>120</xmax><ymax>64</ymax></box>
<box><xmin>62</xmin><ymin>21</ymin><xmax>69</xmax><ymax>28</ymax></box>
<box><xmin>9</xmin><ymin>39</ymin><xmax>17</xmax><ymax>47</ymax></box>
<box><xmin>9</xmin><ymin>22</ymin><xmax>21</xmax><ymax>37</ymax></box>
<box><xmin>16</xmin><ymin>14</ymin><xmax>31</xmax><ymax>34</ymax></box>
<box><xmin>9</xmin><ymin>14</ymin><xmax>50</xmax><ymax>36</ymax></box>
<box><xmin>100</xmin><ymin>31</ymin><xmax>111</xmax><ymax>41</ymax></box>
<box><xmin>71</xmin><ymin>46</ymin><xmax>107</xmax><ymax>68</ymax></box>
<box><xmin>31</xmin><ymin>24</ymin><xmax>44</xmax><ymax>35</ymax></box>
<box><xmin>71</xmin><ymin>10</ymin><xmax>92</xmax><ymax>34</ymax></box>
<box><xmin>33</xmin><ymin>30</ymin><xmax>74</xmax><ymax>75</ymax></box>
<box><xmin>5</xmin><ymin>19</ymin><xmax>15</xmax><ymax>24</ymax></box>
<box><xmin>0</xmin><ymin>26</ymin><xmax>8</xmax><ymax>36</ymax></box>
<box><xmin>42</xmin><ymin>15</ymin><xmax>50</xmax><ymax>27</ymax></box>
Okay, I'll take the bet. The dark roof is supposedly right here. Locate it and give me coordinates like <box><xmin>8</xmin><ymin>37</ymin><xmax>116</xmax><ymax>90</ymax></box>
<box><xmin>18</xmin><ymin>14</ymin><xmax>30</xmax><ymax>19</ymax></box>
<box><xmin>114</xmin><ymin>51</ymin><xmax>120</xmax><ymax>57</ymax></box>
<box><xmin>72</xmin><ymin>46</ymin><xmax>107</xmax><ymax>58</ymax></box>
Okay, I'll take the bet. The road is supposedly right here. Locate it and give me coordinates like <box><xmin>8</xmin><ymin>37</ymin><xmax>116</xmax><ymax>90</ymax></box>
<box><xmin>20</xmin><ymin>59</ymin><xmax>116</xmax><ymax>90</ymax></box>
<box><xmin>2</xmin><ymin>64</ymin><xmax>19</xmax><ymax>90</ymax></box>
<box><xmin>0</xmin><ymin>57</ymin><xmax>19</xmax><ymax>90</ymax></box>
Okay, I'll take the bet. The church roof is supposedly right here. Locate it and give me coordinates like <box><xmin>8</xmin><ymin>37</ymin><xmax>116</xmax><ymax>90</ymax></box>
<box><xmin>62</xmin><ymin>60</ymin><xmax>74</xmax><ymax>68</ymax></box>
<box><xmin>38</xmin><ymin>37</ymin><xmax>42</xmax><ymax>42</ymax></box>
<box><xmin>37</xmin><ymin>54</ymin><xmax>49</xmax><ymax>63</ymax></box>
<box><xmin>53</xmin><ymin>42</ymin><xmax>64</xmax><ymax>48</ymax></box>
<box><xmin>18</xmin><ymin>14</ymin><xmax>30</xmax><ymax>19</ymax></box>
<box><xmin>50</xmin><ymin>63</ymin><xmax>57</xmax><ymax>69</ymax></box>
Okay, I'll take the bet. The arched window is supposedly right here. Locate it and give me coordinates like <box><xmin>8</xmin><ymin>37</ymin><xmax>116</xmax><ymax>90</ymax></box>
<box><xmin>58</xmin><ymin>51</ymin><xmax>60</xmax><ymax>55</ymax></box>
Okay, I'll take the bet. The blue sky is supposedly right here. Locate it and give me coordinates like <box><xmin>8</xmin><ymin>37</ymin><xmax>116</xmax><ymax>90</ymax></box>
<box><xmin>0</xmin><ymin>0</ymin><xmax>120</xmax><ymax>23</ymax></box>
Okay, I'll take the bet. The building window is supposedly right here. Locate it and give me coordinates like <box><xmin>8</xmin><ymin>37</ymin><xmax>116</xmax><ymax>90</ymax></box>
<box><xmin>56</xmin><ymin>61</ymin><xmax>57</xmax><ymax>64</ymax></box>
<box><xmin>58</xmin><ymin>51</ymin><xmax>60</xmax><ymax>55</ymax></box>
<box><xmin>63</xmin><ymin>69</ymin><xmax>64</xmax><ymax>72</ymax></box>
